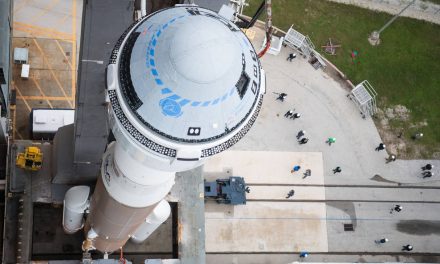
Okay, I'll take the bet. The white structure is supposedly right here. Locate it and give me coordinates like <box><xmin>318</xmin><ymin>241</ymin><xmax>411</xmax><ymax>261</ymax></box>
<box><xmin>64</xmin><ymin>5</ymin><xmax>265</xmax><ymax>254</ymax></box>
<box><xmin>63</xmin><ymin>186</ymin><xmax>90</xmax><ymax>234</ymax></box>
<box><xmin>229</xmin><ymin>0</ymin><xmax>249</xmax><ymax>22</ymax></box>
<box><xmin>130</xmin><ymin>200</ymin><xmax>171</xmax><ymax>244</ymax></box>
<box><xmin>284</xmin><ymin>25</ymin><xmax>315</xmax><ymax>58</ymax></box>
<box><xmin>21</xmin><ymin>64</ymin><xmax>29</xmax><ymax>78</ymax></box>
<box><xmin>262</xmin><ymin>35</ymin><xmax>284</xmax><ymax>56</ymax></box>
<box><xmin>283</xmin><ymin>25</ymin><xmax>326</xmax><ymax>69</ymax></box>
<box><xmin>349</xmin><ymin>80</ymin><xmax>378</xmax><ymax>118</ymax></box>
<box><xmin>31</xmin><ymin>108</ymin><xmax>74</xmax><ymax>139</ymax></box>
<box><xmin>13</xmin><ymin>47</ymin><xmax>28</xmax><ymax>64</ymax></box>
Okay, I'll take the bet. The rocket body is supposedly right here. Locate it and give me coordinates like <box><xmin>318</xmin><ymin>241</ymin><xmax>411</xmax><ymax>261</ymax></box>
<box><xmin>66</xmin><ymin>6</ymin><xmax>265</xmax><ymax>253</ymax></box>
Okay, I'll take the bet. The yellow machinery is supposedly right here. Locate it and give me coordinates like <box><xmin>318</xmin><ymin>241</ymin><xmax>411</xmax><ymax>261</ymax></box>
<box><xmin>16</xmin><ymin>146</ymin><xmax>43</xmax><ymax>171</ymax></box>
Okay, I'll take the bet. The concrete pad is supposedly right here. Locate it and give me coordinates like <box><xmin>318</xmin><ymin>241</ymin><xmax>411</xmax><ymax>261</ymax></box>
<box><xmin>206</xmin><ymin>253</ymin><xmax>440</xmax><ymax>264</ymax></box>
<box><xmin>13</xmin><ymin>0</ymin><xmax>82</xmax><ymax>42</ymax></box>
<box><xmin>325</xmin><ymin>187</ymin><xmax>440</xmax><ymax>202</ymax></box>
<box><xmin>205</xmin><ymin>202</ymin><xmax>328</xmax><ymax>253</ymax></box>
<box><xmin>326</xmin><ymin>202</ymin><xmax>440</xmax><ymax>253</ymax></box>
<box><xmin>246</xmin><ymin>186</ymin><xmax>325</xmax><ymax>200</ymax></box>
<box><xmin>203</xmin><ymin>150</ymin><xmax>324</xmax><ymax>185</ymax></box>
<box><xmin>12</xmin><ymin>36</ymin><xmax>74</xmax><ymax>140</ymax></box>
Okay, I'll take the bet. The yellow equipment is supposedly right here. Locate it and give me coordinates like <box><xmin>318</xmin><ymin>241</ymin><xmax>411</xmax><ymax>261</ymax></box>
<box><xmin>16</xmin><ymin>146</ymin><xmax>43</xmax><ymax>171</ymax></box>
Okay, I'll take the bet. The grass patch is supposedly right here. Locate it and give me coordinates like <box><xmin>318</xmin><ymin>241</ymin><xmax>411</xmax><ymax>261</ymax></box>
<box><xmin>423</xmin><ymin>0</ymin><xmax>440</xmax><ymax>5</ymax></box>
<box><xmin>245</xmin><ymin>0</ymin><xmax>440</xmax><ymax>158</ymax></box>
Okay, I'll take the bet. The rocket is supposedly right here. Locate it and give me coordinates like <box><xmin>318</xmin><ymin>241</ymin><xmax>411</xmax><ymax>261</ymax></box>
<box><xmin>63</xmin><ymin>5</ymin><xmax>265</xmax><ymax>253</ymax></box>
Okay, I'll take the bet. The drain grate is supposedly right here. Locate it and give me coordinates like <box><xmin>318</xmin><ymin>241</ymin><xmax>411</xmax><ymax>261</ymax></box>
<box><xmin>344</xmin><ymin>223</ymin><xmax>354</xmax><ymax>231</ymax></box>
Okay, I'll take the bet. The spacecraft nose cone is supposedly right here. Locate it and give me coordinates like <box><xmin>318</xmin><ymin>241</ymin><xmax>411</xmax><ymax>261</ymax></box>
<box><xmin>170</xmin><ymin>17</ymin><xmax>239</xmax><ymax>84</ymax></box>
<box><xmin>110</xmin><ymin>7</ymin><xmax>264</xmax><ymax>146</ymax></box>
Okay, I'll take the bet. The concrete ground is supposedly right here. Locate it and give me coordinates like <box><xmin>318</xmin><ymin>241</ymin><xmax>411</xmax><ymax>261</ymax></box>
<box><xmin>204</xmin><ymin>27</ymin><xmax>440</xmax><ymax>263</ymax></box>
<box><xmin>204</xmin><ymin>151</ymin><xmax>327</xmax><ymax>253</ymax></box>
<box><xmin>11</xmin><ymin>0</ymin><xmax>82</xmax><ymax>140</ymax></box>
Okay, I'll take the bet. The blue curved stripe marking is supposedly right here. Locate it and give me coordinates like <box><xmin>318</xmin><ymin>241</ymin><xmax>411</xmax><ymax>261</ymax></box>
<box><xmin>145</xmin><ymin>13</ymin><xmax>238</xmax><ymax>118</ymax></box>
<box><xmin>179</xmin><ymin>99</ymin><xmax>190</xmax><ymax>106</ymax></box>
<box><xmin>166</xmin><ymin>94</ymin><xmax>181</xmax><ymax>100</ymax></box>
<box><xmin>161</xmin><ymin>88</ymin><xmax>172</xmax><ymax>94</ymax></box>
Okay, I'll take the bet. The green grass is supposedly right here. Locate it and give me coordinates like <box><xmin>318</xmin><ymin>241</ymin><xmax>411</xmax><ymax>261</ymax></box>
<box><xmin>245</xmin><ymin>0</ymin><xmax>440</xmax><ymax>158</ymax></box>
<box><xmin>424</xmin><ymin>0</ymin><xmax>440</xmax><ymax>5</ymax></box>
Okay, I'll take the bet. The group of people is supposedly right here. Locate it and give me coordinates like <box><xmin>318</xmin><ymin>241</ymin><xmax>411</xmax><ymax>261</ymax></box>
<box><xmin>274</xmin><ymin>86</ymin><xmax>432</xmax><ymax>255</ymax></box>
<box><xmin>284</xmin><ymin>109</ymin><xmax>301</xmax><ymax>120</ymax></box>
<box><xmin>421</xmin><ymin>163</ymin><xmax>434</xmax><ymax>178</ymax></box>
<box><xmin>377</xmin><ymin>205</ymin><xmax>414</xmax><ymax>251</ymax></box>
<box><xmin>380</xmin><ymin>146</ymin><xmax>435</xmax><ymax>180</ymax></box>
<box><xmin>375</xmin><ymin>237</ymin><xmax>413</xmax><ymax>252</ymax></box>
<box><xmin>276</xmin><ymin>93</ymin><xmax>309</xmax><ymax>145</ymax></box>
<box><xmin>296</xmin><ymin>130</ymin><xmax>308</xmax><ymax>144</ymax></box>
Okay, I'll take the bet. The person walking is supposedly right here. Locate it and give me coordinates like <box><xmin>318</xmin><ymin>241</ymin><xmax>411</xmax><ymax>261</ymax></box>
<box><xmin>422</xmin><ymin>171</ymin><xmax>433</xmax><ymax>178</ymax></box>
<box><xmin>298</xmin><ymin>138</ymin><xmax>309</xmax><ymax>145</ymax></box>
<box><xmin>412</xmin><ymin>133</ymin><xmax>423</xmax><ymax>140</ymax></box>
<box><xmin>422</xmin><ymin>164</ymin><xmax>433</xmax><ymax>171</ymax></box>
<box><xmin>402</xmin><ymin>244</ymin><xmax>413</xmax><ymax>251</ymax></box>
<box><xmin>290</xmin><ymin>113</ymin><xmax>301</xmax><ymax>119</ymax></box>
<box><xmin>291</xmin><ymin>165</ymin><xmax>301</xmax><ymax>173</ymax></box>
<box><xmin>326</xmin><ymin>137</ymin><xmax>336</xmax><ymax>146</ymax></box>
<box><xmin>303</xmin><ymin>169</ymin><xmax>311</xmax><ymax>179</ymax></box>
<box><xmin>299</xmin><ymin>251</ymin><xmax>309</xmax><ymax>258</ymax></box>
<box><xmin>296</xmin><ymin>130</ymin><xmax>305</xmax><ymax>139</ymax></box>
<box><xmin>284</xmin><ymin>109</ymin><xmax>294</xmax><ymax>118</ymax></box>
<box><xmin>375</xmin><ymin>143</ymin><xmax>386</xmax><ymax>151</ymax></box>
<box><xmin>375</xmin><ymin>238</ymin><xmax>389</xmax><ymax>244</ymax></box>
<box><xmin>286</xmin><ymin>189</ymin><xmax>295</xmax><ymax>199</ymax></box>
<box><xmin>286</xmin><ymin>53</ymin><xmax>297</xmax><ymax>61</ymax></box>
<box><xmin>276</xmin><ymin>93</ymin><xmax>287</xmax><ymax>102</ymax></box>
<box><xmin>386</xmin><ymin>154</ymin><xmax>396</xmax><ymax>163</ymax></box>
<box><xmin>333</xmin><ymin>166</ymin><xmax>342</xmax><ymax>174</ymax></box>
<box><xmin>390</xmin><ymin>204</ymin><xmax>403</xmax><ymax>213</ymax></box>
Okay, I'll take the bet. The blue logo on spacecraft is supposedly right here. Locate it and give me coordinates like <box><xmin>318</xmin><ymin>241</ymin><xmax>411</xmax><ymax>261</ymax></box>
<box><xmin>159</xmin><ymin>98</ymin><xmax>182</xmax><ymax>117</ymax></box>
<box><xmin>145</xmin><ymin>14</ymin><xmax>237</xmax><ymax>118</ymax></box>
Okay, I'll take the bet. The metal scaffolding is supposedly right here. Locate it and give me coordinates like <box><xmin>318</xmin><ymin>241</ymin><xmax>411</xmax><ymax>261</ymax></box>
<box><xmin>349</xmin><ymin>80</ymin><xmax>378</xmax><ymax>118</ymax></box>
<box><xmin>284</xmin><ymin>25</ymin><xmax>315</xmax><ymax>58</ymax></box>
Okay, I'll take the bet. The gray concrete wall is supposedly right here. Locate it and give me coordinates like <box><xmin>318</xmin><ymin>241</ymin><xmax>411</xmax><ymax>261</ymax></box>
<box><xmin>0</xmin><ymin>0</ymin><xmax>12</xmax><ymax>117</ymax></box>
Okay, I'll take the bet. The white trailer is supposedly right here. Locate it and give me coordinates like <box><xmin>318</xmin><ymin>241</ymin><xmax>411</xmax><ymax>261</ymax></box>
<box><xmin>31</xmin><ymin>108</ymin><xmax>74</xmax><ymax>140</ymax></box>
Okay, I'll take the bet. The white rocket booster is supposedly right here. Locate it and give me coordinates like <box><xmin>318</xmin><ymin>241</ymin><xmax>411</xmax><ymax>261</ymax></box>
<box><xmin>63</xmin><ymin>5</ymin><xmax>265</xmax><ymax>253</ymax></box>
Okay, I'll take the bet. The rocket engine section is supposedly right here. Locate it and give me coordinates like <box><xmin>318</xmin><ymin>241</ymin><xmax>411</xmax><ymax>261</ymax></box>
<box><xmin>63</xmin><ymin>5</ymin><xmax>265</xmax><ymax>254</ymax></box>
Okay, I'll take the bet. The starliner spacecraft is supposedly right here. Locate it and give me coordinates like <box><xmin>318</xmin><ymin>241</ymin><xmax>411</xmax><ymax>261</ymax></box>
<box><xmin>62</xmin><ymin>5</ymin><xmax>265</xmax><ymax>253</ymax></box>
